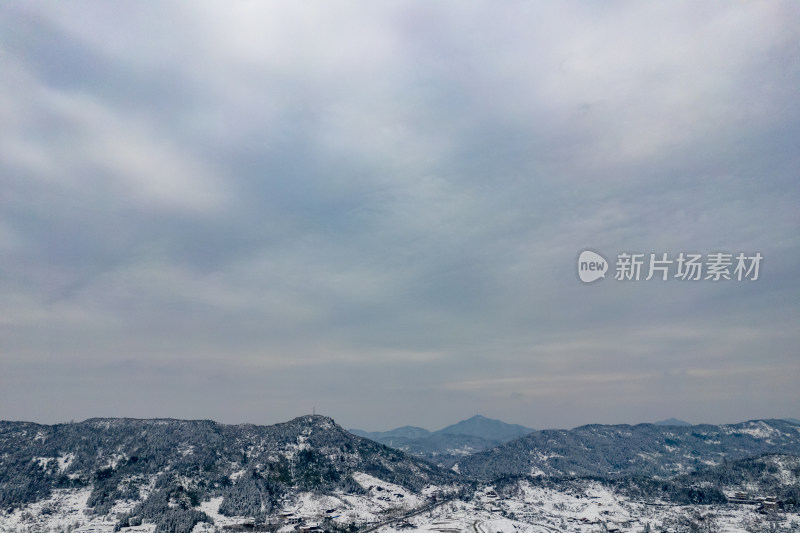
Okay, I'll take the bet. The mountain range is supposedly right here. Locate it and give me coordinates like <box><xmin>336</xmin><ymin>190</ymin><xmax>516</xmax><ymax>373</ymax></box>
<box><xmin>455</xmin><ymin>418</ymin><xmax>800</xmax><ymax>479</ymax></box>
<box><xmin>2</xmin><ymin>415</ymin><xmax>799</xmax><ymax>533</ymax></box>
<box><xmin>349</xmin><ymin>415</ymin><xmax>534</xmax><ymax>462</ymax></box>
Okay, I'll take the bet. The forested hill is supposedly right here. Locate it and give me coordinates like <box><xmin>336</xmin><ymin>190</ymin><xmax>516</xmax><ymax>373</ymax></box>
<box><xmin>3</xmin><ymin>415</ymin><xmax>799</xmax><ymax>533</ymax></box>
<box><xmin>456</xmin><ymin>419</ymin><xmax>800</xmax><ymax>480</ymax></box>
<box><xmin>0</xmin><ymin>415</ymin><xmax>459</xmax><ymax>531</ymax></box>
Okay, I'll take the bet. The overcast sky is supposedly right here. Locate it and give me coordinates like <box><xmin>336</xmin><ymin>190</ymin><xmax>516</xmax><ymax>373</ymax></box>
<box><xmin>1</xmin><ymin>2</ymin><xmax>798</xmax><ymax>431</ymax></box>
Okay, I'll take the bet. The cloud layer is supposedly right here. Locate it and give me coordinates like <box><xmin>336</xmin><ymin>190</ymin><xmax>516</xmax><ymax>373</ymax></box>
<box><xmin>1</xmin><ymin>2</ymin><xmax>798</xmax><ymax>430</ymax></box>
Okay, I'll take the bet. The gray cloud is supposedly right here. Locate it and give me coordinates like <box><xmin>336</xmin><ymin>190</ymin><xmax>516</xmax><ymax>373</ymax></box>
<box><xmin>1</xmin><ymin>2</ymin><xmax>798</xmax><ymax>430</ymax></box>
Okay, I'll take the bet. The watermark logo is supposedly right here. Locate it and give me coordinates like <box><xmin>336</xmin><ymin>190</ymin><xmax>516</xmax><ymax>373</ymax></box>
<box><xmin>577</xmin><ymin>250</ymin><xmax>762</xmax><ymax>283</ymax></box>
<box><xmin>577</xmin><ymin>250</ymin><xmax>609</xmax><ymax>283</ymax></box>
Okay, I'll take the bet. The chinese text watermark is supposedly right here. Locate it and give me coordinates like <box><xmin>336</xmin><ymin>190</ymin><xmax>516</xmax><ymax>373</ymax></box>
<box><xmin>577</xmin><ymin>250</ymin><xmax>762</xmax><ymax>284</ymax></box>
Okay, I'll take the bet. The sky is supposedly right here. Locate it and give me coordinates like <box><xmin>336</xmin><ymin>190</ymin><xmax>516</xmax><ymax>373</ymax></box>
<box><xmin>1</xmin><ymin>2</ymin><xmax>799</xmax><ymax>432</ymax></box>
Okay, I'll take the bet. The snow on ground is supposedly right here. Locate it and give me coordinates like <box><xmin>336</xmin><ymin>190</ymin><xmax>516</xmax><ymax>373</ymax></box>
<box><xmin>0</xmin><ymin>488</ymin><xmax>93</xmax><ymax>533</ymax></box>
<box><xmin>372</xmin><ymin>495</ymin><xmax>800</xmax><ymax>533</ymax></box>
<box><xmin>73</xmin><ymin>524</ymin><xmax>155</xmax><ymax>533</ymax></box>
<box><xmin>58</xmin><ymin>452</ymin><xmax>75</xmax><ymax>472</ymax></box>
<box><xmin>136</xmin><ymin>474</ymin><xmax>159</xmax><ymax>502</ymax></box>
<box><xmin>771</xmin><ymin>455</ymin><xmax>800</xmax><ymax>486</ymax></box>
<box><xmin>529</xmin><ymin>467</ymin><xmax>546</xmax><ymax>477</ymax></box>
<box><xmin>351</xmin><ymin>472</ymin><xmax>424</xmax><ymax>508</ymax></box>
<box><xmin>2</xmin><ymin>473</ymin><xmax>798</xmax><ymax>533</ymax></box>
<box><xmin>503</xmin><ymin>480</ymin><xmax>633</xmax><ymax>528</ymax></box>
<box><xmin>103</xmin><ymin>453</ymin><xmax>127</xmax><ymax>470</ymax></box>
<box><xmin>729</xmin><ymin>421</ymin><xmax>780</xmax><ymax>439</ymax></box>
<box><xmin>177</xmin><ymin>444</ymin><xmax>195</xmax><ymax>457</ymax></box>
<box><xmin>108</xmin><ymin>497</ymin><xmax>139</xmax><ymax>516</ymax></box>
<box><xmin>0</xmin><ymin>485</ymin><xmax>154</xmax><ymax>533</ymax></box>
<box><xmin>229</xmin><ymin>462</ymin><xmax>246</xmax><ymax>481</ymax></box>
<box><xmin>444</xmin><ymin>447</ymin><xmax>476</xmax><ymax>456</ymax></box>
<box><xmin>381</xmin><ymin>498</ymin><xmax>554</xmax><ymax>533</ymax></box>
<box><xmin>198</xmin><ymin>496</ymin><xmax>224</xmax><ymax>520</ymax></box>
<box><xmin>2</xmin><ymin>488</ymin><xmax>798</xmax><ymax>533</ymax></box>
<box><xmin>292</xmin><ymin>492</ymin><xmax>350</xmax><ymax>515</ymax></box>
<box><xmin>376</xmin><ymin>479</ymin><xmax>798</xmax><ymax>533</ymax></box>
<box><xmin>196</xmin><ymin>496</ymin><xmax>252</xmax><ymax>529</ymax></box>
<box><xmin>531</xmin><ymin>451</ymin><xmax>561</xmax><ymax>462</ymax></box>
<box><xmin>421</xmin><ymin>485</ymin><xmax>448</xmax><ymax>499</ymax></box>
<box><xmin>34</xmin><ymin>456</ymin><xmax>54</xmax><ymax>469</ymax></box>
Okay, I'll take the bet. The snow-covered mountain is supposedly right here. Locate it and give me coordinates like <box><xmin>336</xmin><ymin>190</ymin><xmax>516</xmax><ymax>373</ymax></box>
<box><xmin>3</xmin><ymin>415</ymin><xmax>799</xmax><ymax>533</ymax></box>
<box><xmin>456</xmin><ymin>419</ymin><xmax>800</xmax><ymax>480</ymax></box>
<box><xmin>0</xmin><ymin>415</ymin><xmax>460</xmax><ymax>533</ymax></box>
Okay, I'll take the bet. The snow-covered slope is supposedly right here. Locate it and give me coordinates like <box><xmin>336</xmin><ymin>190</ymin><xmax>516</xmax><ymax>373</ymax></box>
<box><xmin>0</xmin><ymin>416</ymin><xmax>460</xmax><ymax>533</ymax></box>
<box><xmin>458</xmin><ymin>419</ymin><xmax>800</xmax><ymax>479</ymax></box>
